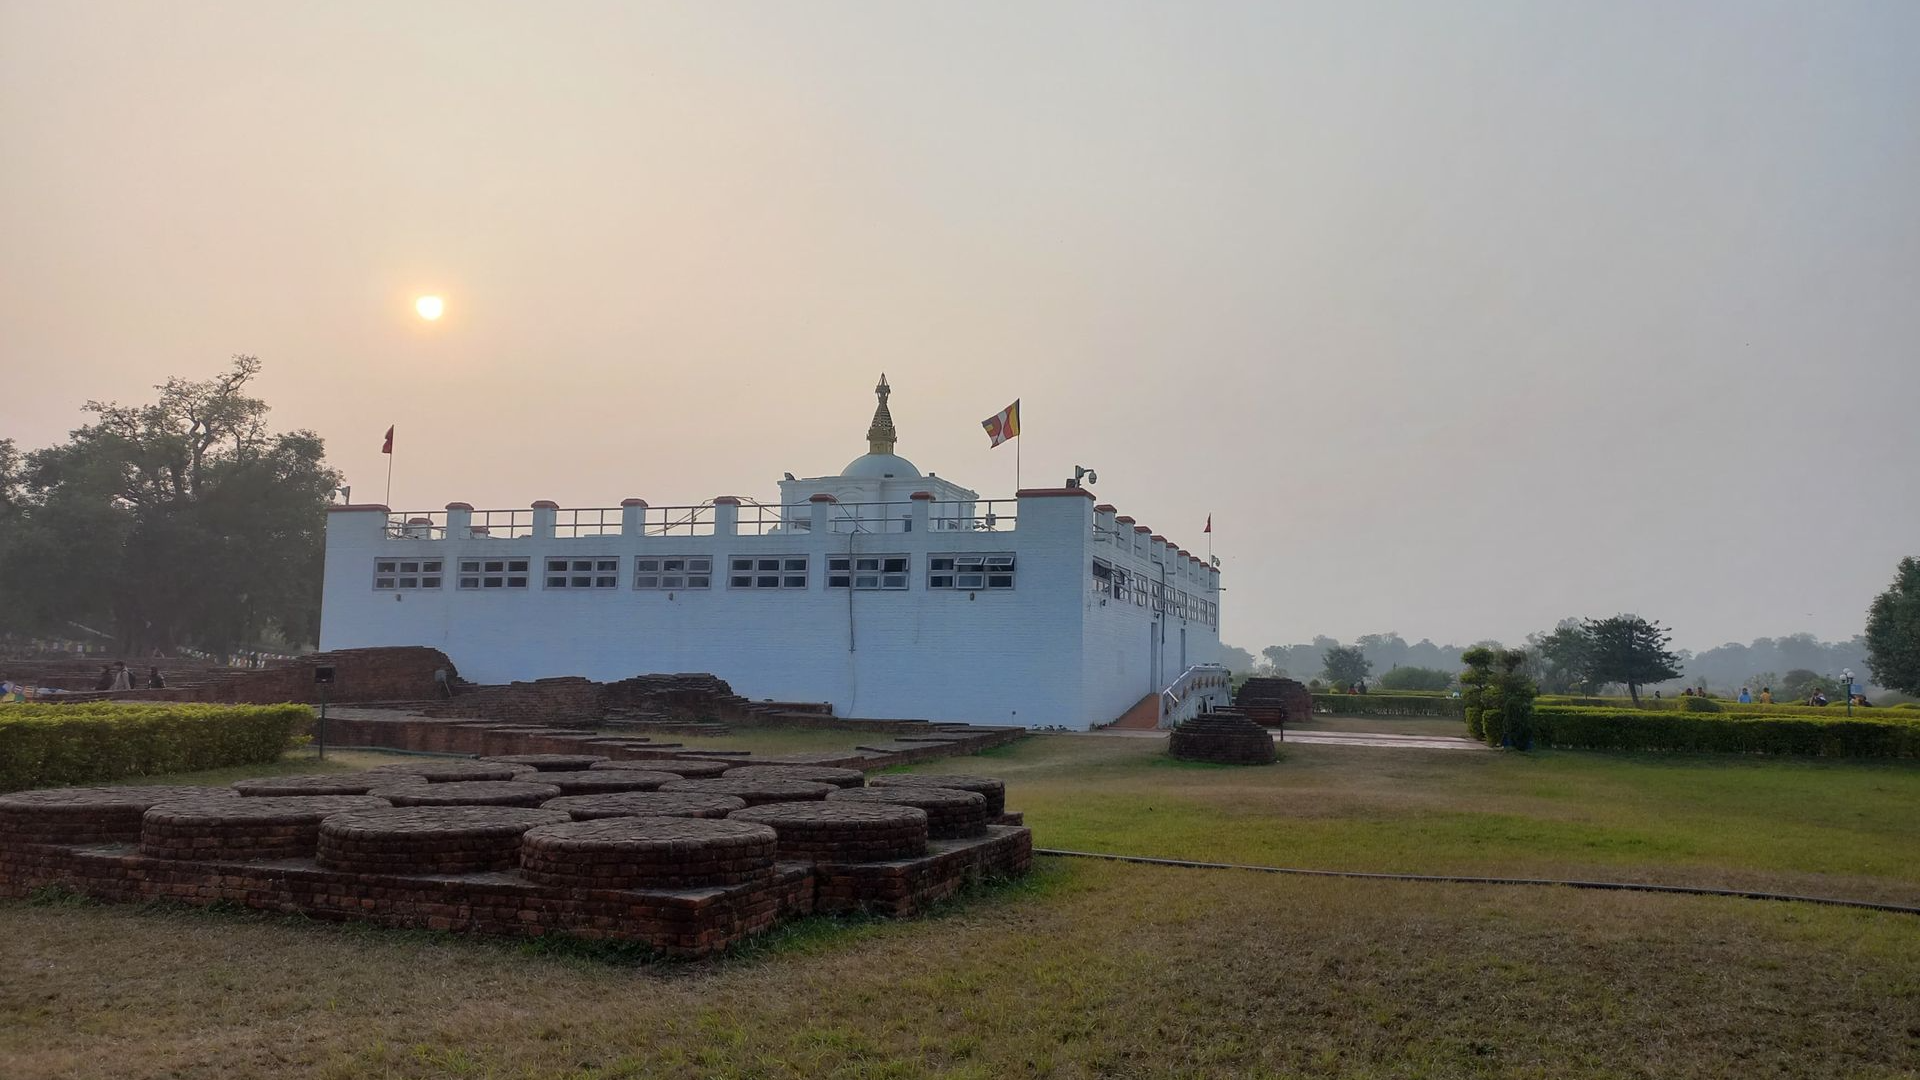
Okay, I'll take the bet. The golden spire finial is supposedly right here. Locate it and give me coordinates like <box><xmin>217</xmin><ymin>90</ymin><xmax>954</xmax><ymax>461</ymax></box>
<box><xmin>866</xmin><ymin>373</ymin><xmax>897</xmax><ymax>454</ymax></box>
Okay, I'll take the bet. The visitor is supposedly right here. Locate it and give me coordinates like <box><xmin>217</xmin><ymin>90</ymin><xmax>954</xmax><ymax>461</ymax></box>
<box><xmin>1653</xmin><ymin>690</ymin><xmax>1661</xmax><ymax>700</ymax></box>
<box><xmin>94</xmin><ymin>665</ymin><xmax>114</xmax><ymax>691</ymax></box>
<box><xmin>147</xmin><ymin>666</ymin><xmax>166</xmax><ymax>689</ymax></box>
<box><xmin>1682</xmin><ymin>687</ymin><xmax>1694</xmax><ymax>697</ymax></box>
<box><xmin>434</xmin><ymin>667</ymin><xmax>453</xmax><ymax>699</ymax></box>
<box><xmin>1759</xmin><ymin>687</ymin><xmax>1773</xmax><ymax>704</ymax></box>
<box><xmin>109</xmin><ymin>661</ymin><xmax>132</xmax><ymax>691</ymax></box>
<box><xmin>1738</xmin><ymin>687</ymin><xmax>1752</xmax><ymax>704</ymax></box>
<box><xmin>1810</xmin><ymin>689</ymin><xmax>1829</xmax><ymax>707</ymax></box>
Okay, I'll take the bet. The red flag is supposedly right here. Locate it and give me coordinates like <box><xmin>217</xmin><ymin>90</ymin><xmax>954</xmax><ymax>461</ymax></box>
<box><xmin>381</xmin><ymin>426</ymin><xmax>394</xmax><ymax>455</ymax></box>
<box><xmin>981</xmin><ymin>400</ymin><xmax>1021</xmax><ymax>448</ymax></box>
<box><xmin>1203</xmin><ymin>514</ymin><xmax>1212</xmax><ymax>534</ymax></box>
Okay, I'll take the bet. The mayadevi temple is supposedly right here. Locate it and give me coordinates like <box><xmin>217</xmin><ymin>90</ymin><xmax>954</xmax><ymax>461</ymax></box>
<box><xmin>321</xmin><ymin>378</ymin><xmax>1223</xmax><ymax>729</ymax></box>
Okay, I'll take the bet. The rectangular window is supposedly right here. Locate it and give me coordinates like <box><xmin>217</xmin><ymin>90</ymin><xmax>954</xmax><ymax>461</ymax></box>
<box><xmin>635</xmin><ymin>556</ymin><xmax>712</xmax><ymax>590</ymax></box>
<box><xmin>374</xmin><ymin>558</ymin><xmax>442</xmax><ymax>590</ymax></box>
<box><xmin>544</xmin><ymin>557</ymin><xmax>619</xmax><ymax>589</ymax></box>
<box><xmin>829</xmin><ymin>554</ymin><xmax>909</xmax><ymax>590</ymax></box>
<box><xmin>457</xmin><ymin>557</ymin><xmax>530</xmax><ymax>590</ymax></box>
<box><xmin>728</xmin><ymin>555</ymin><xmax>808</xmax><ymax>589</ymax></box>
<box><xmin>928</xmin><ymin>553</ymin><xmax>1015</xmax><ymax>591</ymax></box>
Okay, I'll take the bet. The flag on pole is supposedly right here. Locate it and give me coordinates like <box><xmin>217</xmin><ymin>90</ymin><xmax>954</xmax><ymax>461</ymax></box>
<box><xmin>1204</xmin><ymin>514</ymin><xmax>1212</xmax><ymax>534</ymax></box>
<box><xmin>381</xmin><ymin>426</ymin><xmax>395</xmax><ymax>454</ymax></box>
<box><xmin>981</xmin><ymin>400</ymin><xmax>1021</xmax><ymax>448</ymax></box>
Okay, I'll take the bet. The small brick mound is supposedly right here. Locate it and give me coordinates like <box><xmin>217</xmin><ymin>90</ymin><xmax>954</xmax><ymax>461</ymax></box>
<box><xmin>482</xmin><ymin>753</ymin><xmax>610</xmax><ymax>772</ymax></box>
<box><xmin>658</xmin><ymin>777</ymin><xmax>834</xmax><ymax>807</ymax></box>
<box><xmin>1168</xmin><ymin>710</ymin><xmax>1278</xmax><ymax>765</ymax></box>
<box><xmin>0</xmin><ymin>786</ymin><xmax>239</xmax><ymax>845</ymax></box>
<box><xmin>542</xmin><ymin>791</ymin><xmax>748</xmax><ymax>821</ymax></box>
<box><xmin>519</xmin><ymin>817</ymin><xmax>778</xmax><ymax>889</ymax></box>
<box><xmin>827</xmin><ymin>787</ymin><xmax>991</xmax><ymax>839</ymax></box>
<box><xmin>720</xmin><ymin>764</ymin><xmax>866</xmax><ymax>790</ymax></box>
<box><xmin>595</xmin><ymin>758</ymin><xmax>732</xmax><ymax>779</ymax></box>
<box><xmin>231</xmin><ymin>772</ymin><xmax>423</xmax><ymax>797</ymax></box>
<box><xmin>868</xmin><ymin>774</ymin><xmax>1007</xmax><ymax>816</ymax></box>
<box><xmin>140</xmin><ymin>795</ymin><xmax>390</xmax><ymax>861</ymax></box>
<box><xmin>317</xmin><ymin>806</ymin><xmax>569</xmax><ymax>874</ymax></box>
<box><xmin>728</xmin><ymin>801</ymin><xmax>928</xmax><ymax>863</ymax></box>
<box><xmin>535</xmin><ymin>770</ymin><xmax>681</xmax><ymax>795</ymax></box>
<box><xmin>366</xmin><ymin>781</ymin><xmax>563</xmax><ymax>808</ymax></box>
<box><xmin>367</xmin><ymin>761</ymin><xmax>535</xmax><ymax>783</ymax></box>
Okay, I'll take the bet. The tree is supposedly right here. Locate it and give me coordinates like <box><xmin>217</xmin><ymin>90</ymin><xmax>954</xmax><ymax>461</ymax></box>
<box><xmin>1777</xmin><ymin>669</ymin><xmax>1828</xmax><ymax>704</ymax></box>
<box><xmin>1579</xmin><ymin>615</ymin><xmax>1682</xmax><ymax>705</ymax></box>
<box><xmin>1217</xmin><ymin>644</ymin><xmax>1259</xmax><ymax>677</ymax></box>
<box><xmin>1866</xmin><ymin>557</ymin><xmax>1920</xmax><ymax>696</ymax></box>
<box><xmin>1377</xmin><ymin>665</ymin><xmax>1454</xmax><ymax>691</ymax></box>
<box><xmin>1259</xmin><ymin>645</ymin><xmax>1292</xmax><ymax>677</ymax></box>
<box><xmin>3</xmin><ymin>357</ymin><xmax>339</xmax><ymax>655</ymax></box>
<box><xmin>1322</xmin><ymin>645</ymin><xmax>1372</xmax><ymax>688</ymax></box>
<box><xmin>1526</xmin><ymin>618</ymin><xmax>1594</xmax><ymax>695</ymax></box>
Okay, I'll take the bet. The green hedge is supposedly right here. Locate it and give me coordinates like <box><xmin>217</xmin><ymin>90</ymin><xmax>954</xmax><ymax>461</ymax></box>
<box><xmin>1531</xmin><ymin>705</ymin><xmax>1920</xmax><ymax>757</ymax></box>
<box><xmin>1539</xmin><ymin>695</ymin><xmax>1894</xmax><ymax>720</ymax></box>
<box><xmin>1311</xmin><ymin>693</ymin><xmax>1464</xmax><ymax>718</ymax></box>
<box><xmin>0</xmin><ymin>703</ymin><xmax>307</xmax><ymax>791</ymax></box>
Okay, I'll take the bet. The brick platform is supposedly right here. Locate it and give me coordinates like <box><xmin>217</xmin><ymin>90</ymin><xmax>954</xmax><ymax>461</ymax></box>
<box><xmin>599</xmin><ymin>759</ymin><xmax>732</xmax><ymax>779</ymax></box>
<box><xmin>232</xmin><ymin>772</ymin><xmax>424</xmax><ymax>796</ymax></box>
<box><xmin>140</xmin><ymin>795</ymin><xmax>391</xmax><ymax>861</ymax></box>
<box><xmin>729</xmin><ymin>802</ymin><xmax>928</xmax><ymax>863</ymax></box>
<box><xmin>719</xmin><ymin>765</ymin><xmax>866</xmax><ymax>789</ymax></box>
<box><xmin>519</xmin><ymin>817</ymin><xmax>778</xmax><ymax>890</ymax></box>
<box><xmin>542</xmin><ymin>791</ymin><xmax>748</xmax><ymax>821</ymax></box>
<box><xmin>868</xmin><ymin>774</ymin><xmax>1006</xmax><ymax>816</ymax></box>
<box><xmin>660</xmin><ymin>777</ymin><xmax>834</xmax><ymax>806</ymax></box>
<box><xmin>482</xmin><ymin>753</ymin><xmax>610</xmax><ymax>772</ymax></box>
<box><xmin>368</xmin><ymin>761</ymin><xmax>536</xmax><ymax>783</ymax></box>
<box><xmin>1168</xmin><ymin>710</ymin><xmax>1278</xmax><ymax>765</ymax></box>
<box><xmin>0</xmin><ymin>786</ymin><xmax>240</xmax><ymax>845</ymax></box>
<box><xmin>318</xmin><ymin>806</ymin><xmax>569</xmax><ymax>874</ymax></box>
<box><xmin>828</xmin><ymin>786</ymin><xmax>991</xmax><ymax>839</ymax></box>
<box><xmin>814</xmin><ymin>826</ymin><xmax>1034</xmax><ymax>916</ymax></box>
<box><xmin>536</xmin><ymin>770</ymin><xmax>680</xmax><ymax>795</ymax></box>
<box><xmin>367</xmin><ymin>781</ymin><xmax>563</xmax><ymax>808</ymax></box>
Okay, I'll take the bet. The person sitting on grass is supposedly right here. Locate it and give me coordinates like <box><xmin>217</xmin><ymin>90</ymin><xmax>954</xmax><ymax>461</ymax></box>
<box><xmin>1810</xmin><ymin>689</ymin><xmax>1829</xmax><ymax>707</ymax></box>
<box><xmin>147</xmin><ymin>666</ymin><xmax>166</xmax><ymax>689</ymax></box>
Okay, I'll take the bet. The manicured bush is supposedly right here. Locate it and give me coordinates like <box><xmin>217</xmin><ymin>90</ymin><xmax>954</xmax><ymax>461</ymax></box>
<box><xmin>1680</xmin><ymin>694</ymin><xmax>1722</xmax><ymax>713</ymax></box>
<box><xmin>1531</xmin><ymin>705</ymin><xmax>1920</xmax><ymax>757</ymax></box>
<box><xmin>0</xmin><ymin>703</ymin><xmax>306</xmax><ymax>791</ymax></box>
<box><xmin>1311</xmin><ymin>693</ymin><xmax>1463</xmax><ymax>718</ymax></box>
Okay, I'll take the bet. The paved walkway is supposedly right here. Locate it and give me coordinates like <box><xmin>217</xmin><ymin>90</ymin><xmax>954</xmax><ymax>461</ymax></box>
<box><xmin>1084</xmin><ymin>727</ymin><xmax>1486</xmax><ymax>751</ymax></box>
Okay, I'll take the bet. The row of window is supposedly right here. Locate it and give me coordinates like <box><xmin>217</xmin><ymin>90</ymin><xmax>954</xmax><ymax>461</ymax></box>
<box><xmin>1092</xmin><ymin>559</ymin><xmax>1219</xmax><ymax>628</ymax></box>
<box><xmin>371</xmin><ymin>554</ymin><xmax>1017</xmax><ymax>593</ymax></box>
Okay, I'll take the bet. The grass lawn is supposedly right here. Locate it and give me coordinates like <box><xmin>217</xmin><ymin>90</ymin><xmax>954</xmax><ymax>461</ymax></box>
<box><xmin>612</xmin><ymin>724</ymin><xmax>906</xmax><ymax>756</ymax></box>
<box><xmin>1288</xmin><ymin>715</ymin><xmax>1472</xmax><ymax>738</ymax></box>
<box><xmin>5</xmin><ymin>733</ymin><xmax>1920</xmax><ymax>1078</ymax></box>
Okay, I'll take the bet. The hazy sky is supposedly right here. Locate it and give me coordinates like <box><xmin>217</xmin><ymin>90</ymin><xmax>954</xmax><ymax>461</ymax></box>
<box><xmin>3</xmin><ymin>1</ymin><xmax>1915</xmax><ymax>654</ymax></box>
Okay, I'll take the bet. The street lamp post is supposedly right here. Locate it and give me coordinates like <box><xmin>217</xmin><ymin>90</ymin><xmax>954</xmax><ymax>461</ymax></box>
<box><xmin>1842</xmin><ymin>667</ymin><xmax>1855</xmax><ymax>717</ymax></box>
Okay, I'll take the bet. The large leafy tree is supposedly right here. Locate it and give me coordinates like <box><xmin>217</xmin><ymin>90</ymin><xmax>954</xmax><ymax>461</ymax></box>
<box><xmin>1526</xmin><ymin>617</ymin><xmax>1595</xmax><ymax>695</ymax></box>
<box><xmin>1321</xmin><ymin>644</ymin><xmax>1373</xmax><ymax>688</ymax></box>
<box><xmin>1579</xmin><ymin>614</ymin><xmax>1683</xmax><ymax>705</ymax></box>
<box><xmin>3</xmin><ymin>357</ymin><xmax>339</xmax><ymax>656</ymax></box>
<box><xmin>1865</xmin><ymin>557</ymin><xmax>1920</xmax><ymax>695</ymax></box>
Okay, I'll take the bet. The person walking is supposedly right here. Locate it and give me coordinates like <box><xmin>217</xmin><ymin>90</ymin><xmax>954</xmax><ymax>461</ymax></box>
<box><xmin>94</xmin><ymin>665</ymin><xmax>115</xmax><ymax>691</ymax></box>
<box><xmin>109</xmin><ymin>661</ymin><xmax>132</xmax><ymax>691</ymax></box>
<box><xmin>1738</xmin><ymin>687</ymin><xmax>1752</xmax><ymax>704</ymax></box>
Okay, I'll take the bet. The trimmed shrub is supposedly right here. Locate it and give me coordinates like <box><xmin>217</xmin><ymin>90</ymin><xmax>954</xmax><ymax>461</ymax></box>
<box><xmin>0</xmin><ymin>703</ymin><xmax>306</xmax><ymax>791</ymax></box>
<box><xmin>1531</xmin><ymin>706</ymin><xmax>1920</xmax><ymax>757</ymax></box>
<box><xmin>1680</xmin><ymin>694</ymin><xmax>1723</xmax><ymax>713</ymax></box>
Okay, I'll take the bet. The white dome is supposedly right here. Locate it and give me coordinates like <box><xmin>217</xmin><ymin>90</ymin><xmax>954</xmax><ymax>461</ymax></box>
<box><xmin>839</xmin><ymin>452</ymin><xmax>922</xmax><ymax>479</ymax></box>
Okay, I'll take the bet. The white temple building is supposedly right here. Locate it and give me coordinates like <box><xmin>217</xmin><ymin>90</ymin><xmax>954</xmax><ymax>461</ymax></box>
<box><xmin>320</xmin><ymin>377</ymin><xmax>1224</xmax><ymax>729</ymax></box>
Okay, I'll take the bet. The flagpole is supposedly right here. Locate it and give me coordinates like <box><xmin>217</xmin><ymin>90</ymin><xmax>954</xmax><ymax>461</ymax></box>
<box><xmin>384</xmin><ymin>448</ymin><xmax>394</xmax><ymax>507</ymax></box>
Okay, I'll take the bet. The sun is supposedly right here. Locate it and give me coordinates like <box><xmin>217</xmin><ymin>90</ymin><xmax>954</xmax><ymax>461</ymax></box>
<box><xmin>415</xmin><ymin>295</ymin><xmax>445</xmax><ymax>321</ymax></box>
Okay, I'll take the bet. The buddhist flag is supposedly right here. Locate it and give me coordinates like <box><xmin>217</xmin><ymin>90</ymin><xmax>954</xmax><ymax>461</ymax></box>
<box><xmin>981</xmin><ymin>400</ymin><xmax>1021</xmax><ymax>448</ymax></box>
<box><xmin>381</xmin><ymin>426</ymin><xmax>394</xmax><ymax>454</ymax></box>
<box><xmin>1204</xmin><ymin>514</ymin><xmax>1212</xmax><ymax>534</ymax></box>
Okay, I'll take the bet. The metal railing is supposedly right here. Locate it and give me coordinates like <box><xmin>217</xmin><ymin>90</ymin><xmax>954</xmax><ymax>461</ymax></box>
<box><xmin>381</xmin><ymin>497</ymin><xmax>1021</xmax><ymax>540</ymax></box>
<box><xmin>1158</xmin><ymin>663</ymin><xmax>1233</xmax><ymax>729</ymax></box>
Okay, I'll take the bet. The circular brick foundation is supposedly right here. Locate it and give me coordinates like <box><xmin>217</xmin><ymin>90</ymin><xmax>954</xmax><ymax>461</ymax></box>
<box><xmin>658</xmin><ymin>777</ymin><xmax>834</xmax><ymax>807</ymax></box>
<box><xmin>728</xmin><ymin>801</ymin><xmax>928</xmax><ymax>863</ymax></box>
<box><xmin>719</xmin><ymin>764</ymin><xmax>865</xmax><ymax>789</ymax></box>
<box><xmin>365</xmin><ymin>781</ymin><xmax>562</xmax><ymax>808</ymax></box>
<box><xmin>232</xmin><ymin>772</ymin><xmax>424</xmax><ymax>797</ymax></box>
<box><xmin>140</xmin><ymin>795</ymin><xmax>390</xmax><ymax>861</ymax></box>
<box><xmin>827</xmin><ymin>787</ymin><xmax>991</xmax><ymax>839</ymax></box>
<box><xmin>596</xmin><ymin>758</ymin><xmax>732</xmax><ymax>779</ymax></box>
<box><xmin>482</xmin><ymin>753</ymin><xmax>610</xmax><ymax>772</ymax></box>
<box><xmin>541</xmin><ymin>791</ymin><xmax>748</xmax><ymax>821</ymax></box>
<box><xmin>867</xmin><ymin>774</ymin><xmax>1007</xmax><ymax>816</ymax></box>
<box><xmin>1168</xmin><ymin>712</ymin><xmax>1278</xmax><ymax>766</ymax></box>
<box><xmin>519</xmin><ymin>817</ymin><xmax>778</xmax><ymax>889</ymax></box>
<box><xmin>367</xmin><ymin>761</ymin><xmax>536</xmax><ymax>783</ymax></box>
<box><xmin>317</xmin><ymin>806</ymin><xmax>569</xmax><ymax>874</ymax></box>
<box><xmin>536</xmin><ymin>770</ymin><xmax>681</xmax><ymax>795</ymax></box>
<box><xmin>0</xmin><ymin>785</ymin><xmax>239</xmax><ymax>845</ymax></box>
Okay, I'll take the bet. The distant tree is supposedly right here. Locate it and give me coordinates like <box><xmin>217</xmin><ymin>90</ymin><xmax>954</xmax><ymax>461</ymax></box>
<box><xmin>1217</xmin><ymin>644</ymin><xmax>1259</xmax><ymax>677</ymax></box>
<box><xmin>1777</xmin><ymin>668</ymin><xmax>1829</xmax><ymax>704</ymax></box>
<box><xmin>4</xmin><ymin>357</ymin><xmax>339</xmax><ymax>655</ymax></box>
<box><xmin>1259</xmin><ymin>645</ymin><xmax>1292</xmax><ymax>677</ymax></box>
<box><xmin>1322</xmin><ymin>645</ymin><xmax>1372</xmax><ymax>688</ymax></box>
<box><xmin>1526</xmin><ymin>618</ymin><xmax>1594</xmax><ymax>695</ymax></box>
<box><xmin>1579</xmin><ymin>615</ymin><xmax>1682</xmax><ymax>705</ymax></box>
<box><xmin>1865</xmin><ymin>557</ymin><xmax>1920</xmax><ymax>696</ymax></box>
<box><xmin>1377</xmin><ymin>665</ymin><xmax>1454</xmax><ymax>691</ymax></box>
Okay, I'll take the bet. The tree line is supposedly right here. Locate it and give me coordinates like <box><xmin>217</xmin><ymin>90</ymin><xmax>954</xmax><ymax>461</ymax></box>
<box><xmin>0</xmin><ymin>357</ymin><xmax>338</xmax><ymax>659</ymax></box>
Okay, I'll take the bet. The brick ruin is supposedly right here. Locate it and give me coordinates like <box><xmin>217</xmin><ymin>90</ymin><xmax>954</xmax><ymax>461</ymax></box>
<box><xmin>1168</xmin><ymin>708</ymin><xmax>1278</xmax><ymax>765</ymax></box>
<box><xmin>0</xmin><ymin>758</ymin><xmax>1031</xmax><ymax>958</ymax></box>
<box><xmin>1233</xmin><ymin>676</ymin><xmax>1314</xmax><ymax>728</ymax></box>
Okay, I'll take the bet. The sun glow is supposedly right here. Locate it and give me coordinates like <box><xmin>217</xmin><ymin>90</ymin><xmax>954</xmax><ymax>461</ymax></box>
<box><xmin>415</xmin><ymin>295</ymin><xmax>444</xmax><ymax>321</ymax></box>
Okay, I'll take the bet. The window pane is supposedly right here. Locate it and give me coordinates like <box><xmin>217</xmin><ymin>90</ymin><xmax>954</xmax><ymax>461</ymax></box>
<box><xmin>783</xmin><ymin>575</ymin><xmax>806</xmax><ymax>588</ymax></box>
<box><xmin>400</xmin><ymin>562</ymin><xmax>419</xmax><ymax>574</ymax></box>
<box><xmin>757</xmin><ymin>575</ymin><xmax>779</xmax><ymax>588</ymax></box>
<box><xmin>571</xmin><ymin>576</ymin><xmax>591</xmax><ymax>588</ymax></box>
<box><xmin>548</xmin><ymin>560</ymin><xmax>567</xmax><ymax>573</ymax></box>
<box><xmin>547</xmin><ymin>577</ymin><xmax>567</xmax><ymax>588</ymax></box>
<box><xmin>688</xmin><ymin>575</ymin><xmax>710</xmax><ymax>588</ymax></box>
<box><xmin>637</xmin><ymin>559</ymin><xmax>659</xmax><ymax>572</ymax></box>
<box><xmin>508</xmin><ymin>560</ymin><xmax>528</xmax><ymax>572</ymax></box>
<box><xmin>689</xmin><ymin>558</ymin><xmax>710</xmax><ymax>572</ymax></box>
<box><xmin>855</xmin><ymin>575</ymin><xmax>879</xmax><ymax>588</ymax></box>
<box><xmin>957</xmin><ymin>574</ymin><xmax>984</xmax><ymax>589</ymax></box>
<box><xmin>398</xmin><ymin>578</ymin><xmax>418</xmax><ymax>588</ymax></box>
<box><xmin>829</xmin><ymin>576</ymin><xmax>851</xmax><ymax>588</ymax></box>
<box><xmin>883</xmin><ymin>575</ymin><xmax>906</xmax><ymax>589</ymax></box>
<box><xmin>422</xmin><ymin>577</ymin><xmax>440</xmax><ymax>589</ymax></box>
<box><xmin>636</xmin><ymin>576</ymin><xmax>659</xmax><ymax>589</ymax></box>
<box><xmin>507</xmin><ymin>576</ymin><xmax>526</xmax><ymax>588</ymax></box>
<box><xmin>374</xmin><ymin>578</ymin><xmax>395</xmax><ymax>589</ymax></box>
<box><xmin>784</xmin><ymin>558</ymin><xmax>806</xmax><ymax>571</ymax></box>
<box><xmin>461</xmin><ymin>561</ymin><xmax>480</xmax><ymax>573</ymax></box>
<box><xmin>660</xmin><ymin>576</ymin><xmax>682</xmax><ymax>589</ymax></box>
<box><xmin>595</xmin><ymin>576</ymin><xmax>617</xmax><ymax>588</ymax></box>
<box><xmin>733</xmin><ymin>559</ymin><xmax>753</xmax><ymax>571</ymax></box>
<box><xmin>377</xmin><ymin>561</ymin><xmax>397</xmax><ymax>573</ymax></box>
<box><xmin>460</xmin><ymin>577</ymin><xmax>479</xmax><ymax>589</ymax></box>
<box><xmin>730</xmin><ymin>575</ymin><xmax>753</xmax><ymax>588</ymax></box>
<box><xmin>422</xmin><ymin>561</ymin><xmax>442</xmax><ymax>573</ymax></box>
